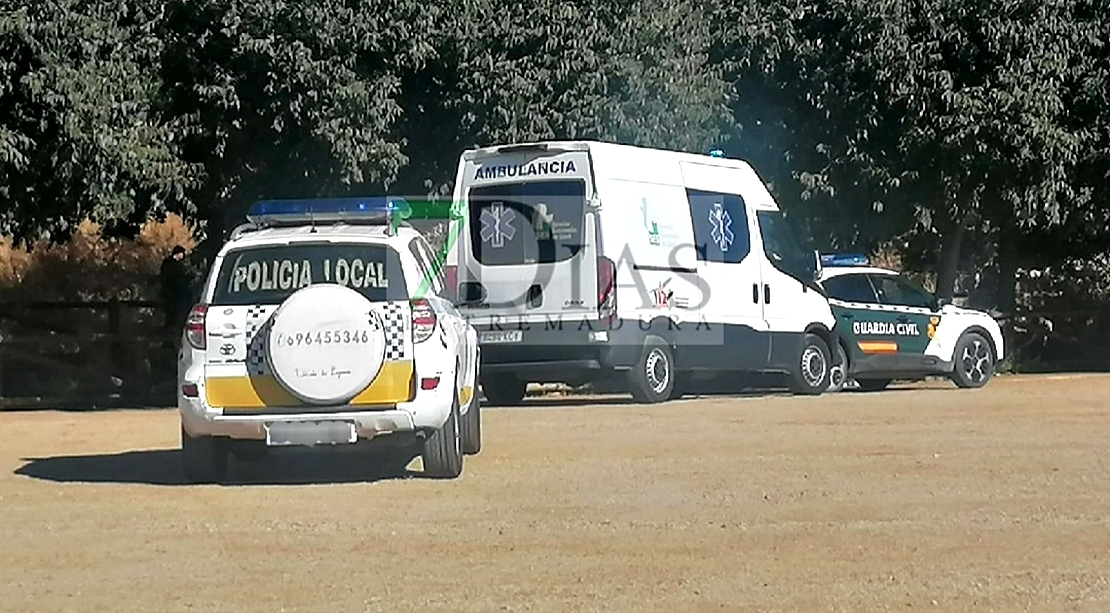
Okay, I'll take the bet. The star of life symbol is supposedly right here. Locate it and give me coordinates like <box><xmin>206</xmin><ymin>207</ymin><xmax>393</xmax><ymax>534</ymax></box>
<box><xmin>710</xmin><ymin>202</ymin><xmax>734</xmax><ymax>251</ymax></box>
<box><xmin>480</xmin><ymin>203</ymin><xmax>516</xmax><ymax>248</ymax></box>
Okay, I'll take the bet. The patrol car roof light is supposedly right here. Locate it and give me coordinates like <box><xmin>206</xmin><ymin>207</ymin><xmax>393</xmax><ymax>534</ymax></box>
<box><xmin>820</xmin><ymin>253</ymin><xmax>870</xmax><ymax>267</ymax></box>
<box><xmin>708</xmin><ymin>148</ymin><xmax>725</xmax><ymax>158</ymax></box>
<box><xmin>245</xmin><ymin>197</ymin><xmax>463</xmax><ymax>236</ymax></box>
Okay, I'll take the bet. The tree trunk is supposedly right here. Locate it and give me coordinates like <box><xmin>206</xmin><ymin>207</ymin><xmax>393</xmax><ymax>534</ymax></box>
<box><xmin>996</xmin><ymin>221</ymin><xmax>1019</xmax><ymax>314</ymax></box>
<box><xmin>935</xmin><ymin>220</ymin><xmax>966</xmax><ymax>302</ymax></box>
<box><xmin>190</xmin><ymin>194</ymin><xmax>251</xmax><ymax>275</ymax></box>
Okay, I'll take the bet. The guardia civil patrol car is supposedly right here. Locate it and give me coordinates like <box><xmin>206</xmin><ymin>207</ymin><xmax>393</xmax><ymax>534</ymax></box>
<box><xmin>177</xmin><ymin>198</ymin><xmax>481</xmax><ymax>483</ymax></box>
<box><xmin>817</xmin><ymin>254</ymin><xmax>1004</xmax><ymax>392</ymax></box>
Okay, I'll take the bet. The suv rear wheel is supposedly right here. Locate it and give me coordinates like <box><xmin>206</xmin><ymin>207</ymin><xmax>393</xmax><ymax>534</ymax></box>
<box><xmin>422</xmin><ymin>389</ymin><xmax>463</xmax><ymax>479</ymax></box>
<box><xmin>460</xmin><ymin>371</ymin><xmax>482</xmax><ymax>455</ymax></box>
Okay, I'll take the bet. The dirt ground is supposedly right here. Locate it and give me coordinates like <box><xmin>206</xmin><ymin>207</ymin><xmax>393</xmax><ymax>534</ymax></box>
<box><xmin>2</xmin><ymin>374</ymin><xmax>1110</xmax><ymax>612</ymax></box>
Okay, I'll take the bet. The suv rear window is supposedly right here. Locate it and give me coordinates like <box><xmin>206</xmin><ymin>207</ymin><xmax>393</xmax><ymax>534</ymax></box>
<box><xmin>210</xmin><ymin>242</ymin><xmax>409</xmax><ymax>305</ymax></box>
<box><xmin>467</xmin><ymin>179</ymin><xmax>586</xmax><ymax>265</ymax></box>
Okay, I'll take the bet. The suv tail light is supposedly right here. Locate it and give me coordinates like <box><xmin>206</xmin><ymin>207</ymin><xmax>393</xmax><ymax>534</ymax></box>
<box><xmin>411</xmin><ymin>298</ymin><xmax>437</xmax><ymax>343</ymax></box>
<box><xmin>185</xmin><ymin>304</ymin><xmax>208</xmax><ymax>350</ymax></box>
<box><xmin>597</xmin><ymin>256</ymin><xmax>616</xmax><ymax>321</ymax></box>
<box><xmin>443</xmin><ymin>264</ymin><xmax>458</xmax><ymax>301</ymax></box>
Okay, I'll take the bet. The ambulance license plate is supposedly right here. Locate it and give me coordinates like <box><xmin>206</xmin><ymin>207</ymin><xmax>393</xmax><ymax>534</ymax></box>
<box><xmin>479</xmin><ymin>330</ymin><xmax>523</xmax><ymax>344</ymax></box>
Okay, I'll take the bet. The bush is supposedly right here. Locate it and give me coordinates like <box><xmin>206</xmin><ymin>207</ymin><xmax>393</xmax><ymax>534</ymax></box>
<box><xmin>0</xmin><ymin>215</ymin><xmax>199</xmax><ymax>303</ymax></box>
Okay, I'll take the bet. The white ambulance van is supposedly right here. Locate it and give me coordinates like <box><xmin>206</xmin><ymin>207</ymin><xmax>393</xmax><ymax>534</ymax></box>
<box><xmin>443</xmin><ymin>141</ymin><xmax>840</xmax><ymax>404</ymax></box>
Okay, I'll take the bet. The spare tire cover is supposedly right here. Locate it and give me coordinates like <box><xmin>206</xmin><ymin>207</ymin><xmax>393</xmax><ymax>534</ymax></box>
<box><xmin>265</xmin><ymin>284</ymin><xmax>387</xmax><ymax>405</ymax></box>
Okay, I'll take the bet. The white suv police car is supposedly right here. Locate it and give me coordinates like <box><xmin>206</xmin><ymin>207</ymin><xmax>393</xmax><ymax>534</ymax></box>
<box><xmin>177</xmin><ymin>198</ymin><xmax>480</xmax><ymax>483</ymax></box>
<box><xmin>817</xmin><ymin>254</ymin><xmax>1004</xmax><ymax>392</ymax></box>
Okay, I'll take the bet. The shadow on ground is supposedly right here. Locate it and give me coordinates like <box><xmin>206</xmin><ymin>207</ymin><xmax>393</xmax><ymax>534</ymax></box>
<box><xmin>14</xmin><ymin>447</ymin><xmax>420</xmax><ymax>487</ymax></box>
<box><xmin>494</xmin><ymin>382</ymin><xmax>938</xmax><ymax>408</ymax></box>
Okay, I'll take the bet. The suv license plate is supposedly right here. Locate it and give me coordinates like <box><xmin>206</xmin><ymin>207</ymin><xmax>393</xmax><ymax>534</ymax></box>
<box><xmin>479</xmin><ymin>330</ymin><xmax>523</xmax><ymax>344</ymax></box>
<box><xmin>265</xmin><ymin>421</ymin><xmax>357</xmax><ymax>447</ymax></box>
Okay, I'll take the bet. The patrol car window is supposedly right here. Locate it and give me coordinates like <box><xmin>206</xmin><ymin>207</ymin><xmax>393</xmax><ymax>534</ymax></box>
<box><xmin>823</xmin><ymin>274</ymin><xmax>879</xmax><ymax>303</ymax></box>
<box><xmin>467</xmin><ymin>179</ymin><xmax>586</xmax><ymax>266</ymax></box>
<box><xmin>870</xmin><ymin>274</ymin><xmax>935</xmax><ymax>309</ymax></box>
<box><xmin>686</xmin><ymin>189</ymin><xmax>750</xmax><ymax>263</ymax></box>
<box><xmin>210</xmin><ymin>243</ymin><xmax>409</xmax><ymax>305</ymax></box>
<box><xmin>756</xmin><ymin>210</ymin><xmax>816</xmax><ymax>281</ymax></box>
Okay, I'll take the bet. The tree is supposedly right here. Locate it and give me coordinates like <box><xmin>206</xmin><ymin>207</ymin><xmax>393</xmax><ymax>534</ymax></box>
<box><xmin>0</xmin><ymin>0</ymin><xmax>197</xmax><ymax>244</ymax></box>
<box><xmin>712</xmin><ymin>0</ymin><xmax>1106</xmax><ymax>307</ymax></box>
<box><xmin>156</xmin><ymin>0</ymin><xmax>438</xmax><ymax>254</ymax></box>
<box><xmin>391</xmin><ymin>0</ymin><xmax>730</xmax><ymax>196</ymax></box>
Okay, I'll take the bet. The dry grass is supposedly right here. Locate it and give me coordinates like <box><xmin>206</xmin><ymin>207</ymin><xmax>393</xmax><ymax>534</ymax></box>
<box><xmin>0</xmin><ymin>215</ymin><xmax>199</xmax><ymax>302</ymax></box>
<box><xmin>5</xmin><ymin>375</ymin><xmax>1110</xmax><ymax>612</ymax></box>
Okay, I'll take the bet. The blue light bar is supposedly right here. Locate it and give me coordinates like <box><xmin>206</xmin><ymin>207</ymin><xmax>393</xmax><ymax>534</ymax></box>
<box><xmin>247</xmin><ymin>197</ymin><xmax>411</xmax><ymax>224</ymax></box>
<box><xmin>708</xmin><ymin>148</ymin><xmax>725</xmax><ymax>158</ymax></box>
<box><xmin>820</xmin><ymin>253</ymin><xmax>870</xmax><ymax>267</ymax></box>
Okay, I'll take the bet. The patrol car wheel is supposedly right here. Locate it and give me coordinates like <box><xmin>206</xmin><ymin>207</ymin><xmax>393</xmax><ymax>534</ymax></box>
<box><xmin>856</xmin><ymin>378</ymin><xmax>891</xmax><ymax>392</ymax></box>
<box><xmin>827</xmin><ymin>343</ymin><xmax>849</xmax><ymax>393</ymax></box>
<box><xmin>951</xmin><ymin>332</ymin><xmax>995</xmax><ymax>389</ymax></box>
<box><xmin>789</xmin><ymin>333</ymin><xmax>830</xmax><ymax>396</ymax></box>
<box><xmin>421</xmin><ymin>387</ymin><xmax>463</xmax><ymax>479</ymax></box>
<box><xmin>629</xmin><ymin>335</ymin><xmax>675</xmax><ymax>403</ymax></box>
<box><xmin>180</xmin><ymin>426</ymin><xmax>227</xmax><ymax>484</ymax></box>
<box><xmin>265</xmin><ymin>284</ymin><xmax>388</xmax><ymax>406</ymax></box>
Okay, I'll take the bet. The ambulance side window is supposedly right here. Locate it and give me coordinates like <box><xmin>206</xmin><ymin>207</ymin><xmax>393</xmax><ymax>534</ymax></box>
<box><xmin>686</xmin><ymin>189</ymin><xmax>751</xmax><ymax>263</ymax></box>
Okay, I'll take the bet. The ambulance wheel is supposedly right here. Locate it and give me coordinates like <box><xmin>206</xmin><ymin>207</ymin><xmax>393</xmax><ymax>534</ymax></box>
<box><xmin>180</xmin><ymin>426</ymin><xmax>227</xmax><ymax>484</ymax></box>
<box><xmin>789</xmin><ymin>333</ymin><xmax>831</xmax><ymax>395</ymax></box>
<box><xmin>856</xmin><ymin>379</ymin><xmax>891</xmax><ymax>392</ymax></box>
<box><xmin>629</xmin><ymin>335</ymin><xmax>675</xmax><ymax>403</ymax></box>
<box><xmin>951</xmin><ymin>332</ymin><xmax>995</xmax><ymax>388</ymax></box>
<box><xmin>481</xmin><ymin>374</ymin><xmax>526</xmax><ymax>406</ymax></box>
<box><xmin>827</xmin><ymin>343</ymin><xmax>849</xmax><ymax>393</ymax></box>
<box><xmin>668</xmin><ymin>372</ymin><xmax>689</xmax><ymax>400</ymax></box>
<box><xmin>422</xmin><ymin>389</ymin><xmax>463</xmax><ymax>479</ymax></box>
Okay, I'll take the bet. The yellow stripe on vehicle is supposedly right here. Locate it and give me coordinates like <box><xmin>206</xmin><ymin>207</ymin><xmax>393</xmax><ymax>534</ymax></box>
<box><xmin>858</xmin><ymin>340</ymin><xmax>899</xmax><ymax>354</ymax></box>
<box><xmin>206</xmin><ymin>360</ymin><xmax>415</xmax><ymax>409</ymax></box>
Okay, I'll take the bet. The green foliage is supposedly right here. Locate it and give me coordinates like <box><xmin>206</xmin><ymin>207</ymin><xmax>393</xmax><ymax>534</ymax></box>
<box><xmin>391</xmin><ymin>0</ymin><xmax>728</xmax><ymax>195</ymax></box>
<box><xmin>0</xmin><ymin>0</ymin><xmax>198</xmax><ymax>244</ymax></box>
<box><xmin>713</xmin><ymin>0</ymin><xmax>1110</xmax><ymax>300</ymax></box>
<box><xmin>156</xmin><ymin>0</ymin><xmax>438</xmax><ymax>239</ymax></box>
<box><xmin>0</xmin><ymin>0</ymin><xmax>1107</xmax><ymax>325</ymax></box>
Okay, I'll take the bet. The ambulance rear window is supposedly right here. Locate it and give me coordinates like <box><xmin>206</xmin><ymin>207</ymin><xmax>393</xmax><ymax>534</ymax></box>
<box><xmin>210</xmin><ymin>243</ymin><xmax>409</xmax><ymax>305</ymax></box>
<box><xmin>467</xmin><ymin>179</ymin><xmax>586</xmax><ymax>265</ymax></box>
